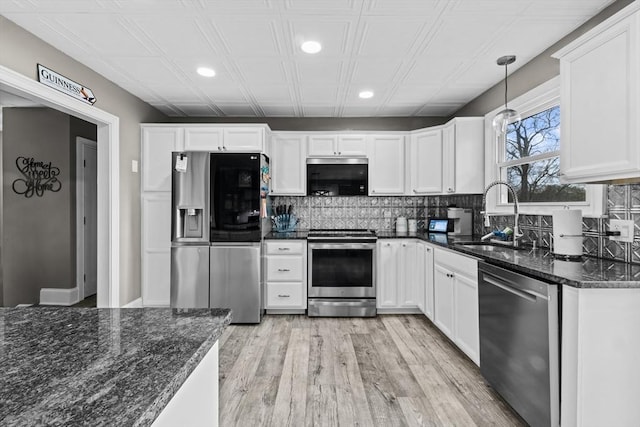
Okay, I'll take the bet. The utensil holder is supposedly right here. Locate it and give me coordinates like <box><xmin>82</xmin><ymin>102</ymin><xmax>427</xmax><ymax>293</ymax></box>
<box><xmin>272</xmin><ymin>214</ymin><xmax>298</xmax><ymax>233</ymax></box>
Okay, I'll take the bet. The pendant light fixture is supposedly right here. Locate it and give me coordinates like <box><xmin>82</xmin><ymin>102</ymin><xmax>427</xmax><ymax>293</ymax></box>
<box><xmin>492</xmin><ymin>55</ymin><xmax>521</xmax><ymax>135</ymax></box>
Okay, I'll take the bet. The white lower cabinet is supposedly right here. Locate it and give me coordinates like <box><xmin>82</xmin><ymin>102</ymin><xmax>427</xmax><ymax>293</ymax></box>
<box><xmin>416</xmin><ymin>241</ymin><xmax>435</xmax><ymax>320</ymax></box>
<box><xmin>141</xmin><ymin>192</ymin><xmax>172</xmax><ymax>306</ymax></box>
<box><xmin>433</xmin><ymin>248</ymin><xmax>480</xmax><ymax>365</ymax></box>
<box><xmin>377</xmin><ymin>239</ymin><xmax>420</xmax><ymax>311</ymax></box>
<box><xmin>264</xmin><ymin>240</ymin><xmax>307</xmax><ymax>311</ymax></box>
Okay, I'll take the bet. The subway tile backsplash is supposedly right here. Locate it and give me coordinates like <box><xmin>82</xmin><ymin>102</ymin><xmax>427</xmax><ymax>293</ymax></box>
<box><xmin>274</xmin><ymin>183</ymin><xmax>640</xmax><ymax>265</ymax></box>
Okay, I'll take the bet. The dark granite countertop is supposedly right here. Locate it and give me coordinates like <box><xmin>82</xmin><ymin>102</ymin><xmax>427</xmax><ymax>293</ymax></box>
<box><xmin>378</xmin><ymin>230</ymin><xmax>640</xmax><ymax>289</ymax></box>
<box><xmin>265</xmin><ymin>230</ymin><xmax>309</xmax><ymax>239</ymax></box>
<box><xmin>0</xmin><ymin>307</ymin><xmax>231</xmax><ymax>427</ymax></box>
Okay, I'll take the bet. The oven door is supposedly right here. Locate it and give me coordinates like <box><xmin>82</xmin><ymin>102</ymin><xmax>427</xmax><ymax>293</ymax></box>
<box><xmin>308</xmin><ymin>241</ymin><xmax>376</xmax><ymax>298</ymax></box>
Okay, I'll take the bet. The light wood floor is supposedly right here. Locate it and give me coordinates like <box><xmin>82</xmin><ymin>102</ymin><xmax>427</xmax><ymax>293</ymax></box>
<box><xmin>218</xmin><ymin>314</ymin><xmax>526</xmax><ymax>427</ymax></box>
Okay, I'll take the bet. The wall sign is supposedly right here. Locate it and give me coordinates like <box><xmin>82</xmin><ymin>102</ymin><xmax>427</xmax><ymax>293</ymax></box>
<box><xmin>37</xmin><ymin>64</ymin><xmax>96</xmax><ymax>105</ymax></box>
<box><xmin>12</xmin><ymin>156</ymin><xmax>62</xmax><ymax>198</ymax></box>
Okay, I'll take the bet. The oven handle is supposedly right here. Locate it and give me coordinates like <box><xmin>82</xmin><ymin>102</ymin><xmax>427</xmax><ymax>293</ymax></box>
<box><xmin>482</xmin><ymin>273</ymin><xmax>547</xmax><ymax>302</ymax></box>
<box><xmin>308</xmin><ymin>242</ymin><xmax>377</xmax><ymax>250</ymax></box>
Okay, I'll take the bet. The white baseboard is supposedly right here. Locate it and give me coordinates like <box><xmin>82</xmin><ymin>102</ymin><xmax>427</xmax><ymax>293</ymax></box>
<box><xmin>40</xmin><ymin>287</ymin><xmax>80</xmax><ymax>306</ymax></box>
<box><xmin>376</xmin><ymin>307</ymin><xmax>423</xmax><ymax>314</ymax></box>
<box><xmin>122</xmin><ymin>297</ymin><xmax>143</xmax><ymax>308</ymax></box>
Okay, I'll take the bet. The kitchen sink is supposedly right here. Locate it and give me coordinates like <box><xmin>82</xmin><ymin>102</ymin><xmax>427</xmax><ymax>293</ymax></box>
<box><xmin>456</xmin><ymin>243</ymin><xmax>505</xmax><ymax>251</ymax></box>
<box><xmin>454</xmin><ymin>241</ymin><xmax>522</xmax><ymax>252</ymax></box>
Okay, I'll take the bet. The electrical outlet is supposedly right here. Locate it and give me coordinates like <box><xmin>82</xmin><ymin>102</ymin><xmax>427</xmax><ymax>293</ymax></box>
<box><xmin>609</xmin><ymin>219</ymin><xmax>634</xmax><ymax>243</ymax></box>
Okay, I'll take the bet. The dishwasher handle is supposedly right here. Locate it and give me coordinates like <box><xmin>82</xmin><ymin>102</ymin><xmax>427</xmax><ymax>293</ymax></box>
<box><xmin>482</xmin><ymin>273</ymin><xmax>548</xmax><ymax>302</ymax></box>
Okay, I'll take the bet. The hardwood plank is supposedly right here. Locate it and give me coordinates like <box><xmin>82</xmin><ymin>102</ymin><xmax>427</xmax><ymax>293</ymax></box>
<box><xmin>218</xmin><ymin>315</ymin><xmax>528</xmax><ymax>427</ymax></box>
<box><xmin>409</xmin><ymin>363</ymin><xmax>477</xmax><ymax>426</ymax></box>
<box><xmin>397</xmin><ymin>397</ymin><xmax>440</xmax><ymax>427</ymax></box>
<box><xmin>366</xmin><ymin>316</ymin><xmax>425</xmax><ymax>398</ymax></box>
<box><xmin>255</xmin><ymin>313</ymin><xmax>292</xmax><ymax>377</ymax></box>
<box><xmin>232</xmin><ymin>375</ymin><xmax>280</xmax><ymax>426</ymax></box>
<box><xmin>350</xmin><ymin>333</ymin><xmax>409</xmax><ymax>427</ymax></box>
<box><xmin>308</xmin><ymin>318</ymin><xmax>336</xmax><ymax>386</ymax></box>
<box><xmin>219</xmin><ymin>317</ymin><xmax>275</xmax><ymax>426</ymax></box>
<box><xmin>404</xmin><ymin>316</ymin><xmax>526</xmax><ymax>427</ymax></box>
<box><xmin>305</xmin><ymin>383</ymin><xmax>339</xmax><ymax>427</ymax></box>
<box><xmin>382</xmin><ymin>315</ymin><xmax>434</xmax><ymax>366</ymax></box>
<box><xmin>218</xmin><ymin>324</ymin><xmax>254</xmax><ymax>384</ymax></box>
<box><xmin>270</xmin><ymin>326</ymin><xmax>311</xmax><ymax>426</ymax></box>
<box><xmin>333</xmin><ymin>333</ymin><xmax>375</xmax><ymax>427</ymax></box>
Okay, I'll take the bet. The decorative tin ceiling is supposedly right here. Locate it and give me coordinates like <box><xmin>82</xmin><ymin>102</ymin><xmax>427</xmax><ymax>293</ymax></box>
<box><xmin>0</xmin><ymin>0</ymin><xmax>615</xmax><ymax>117</ymax></box>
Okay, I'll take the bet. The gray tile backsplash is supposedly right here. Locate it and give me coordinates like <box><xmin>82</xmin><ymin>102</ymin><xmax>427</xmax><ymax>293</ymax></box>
<box><xmin>484</xmin><ymin>184</ymin><xmax>640</xmax><ymax>264</ymax></box>
<box><xmin>275</xmin><ymin>183</ymin><xmax>640</xmax><ymax>265</ymax></box>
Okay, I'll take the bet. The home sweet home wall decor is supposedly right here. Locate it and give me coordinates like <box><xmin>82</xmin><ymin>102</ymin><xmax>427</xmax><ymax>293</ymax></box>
<box><xmin>12</xmin><ymin>156</ymin><xmax>62</xmax><ymax>198</ymax></box>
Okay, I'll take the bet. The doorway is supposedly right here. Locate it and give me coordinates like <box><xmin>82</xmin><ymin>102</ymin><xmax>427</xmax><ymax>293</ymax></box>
<box><xmin>0</xmin><ymin>65</ymin><xmax>119</xmax><ymax>307</ymax></box>
<box><xmin>76</xmin><ymin>137</ymin><xmax>97</xmax><ymax>302</ymax></box>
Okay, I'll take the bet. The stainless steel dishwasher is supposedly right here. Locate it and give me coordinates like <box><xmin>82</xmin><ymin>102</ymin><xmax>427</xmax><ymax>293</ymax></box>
<box><xmin>478</xmin><ymin>262</ymin><xmax>560</xmax><ymax>427</ymax></box>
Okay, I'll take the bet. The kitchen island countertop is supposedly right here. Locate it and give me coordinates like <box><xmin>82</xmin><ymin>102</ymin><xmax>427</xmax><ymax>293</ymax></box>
<box><xmin>0</xmin><ymin>307</ymin><xmax>231</xmax><ymax>426</ymax></box>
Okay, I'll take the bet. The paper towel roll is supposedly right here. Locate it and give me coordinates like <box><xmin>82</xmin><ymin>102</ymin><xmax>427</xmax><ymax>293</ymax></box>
<box><xmin>552</xmin><ymin>209</ymin><xmax>583</xmax><ymax>256</ymax></box>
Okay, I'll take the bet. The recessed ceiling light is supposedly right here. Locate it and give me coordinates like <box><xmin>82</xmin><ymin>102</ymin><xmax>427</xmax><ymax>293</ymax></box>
<box><xmin>359</xmin><ymin>90</ymin><xmax>374</xmax><ymax>99</ymax></box>
<box><xmin>196</xmin><ymin>67</ymin><xmax>216</xmax><ymax>77</ymax></box>
<box><xmin>301</xmin><ymin>40</ymin><xmax>322</xmax><ymax>54</ymax></box>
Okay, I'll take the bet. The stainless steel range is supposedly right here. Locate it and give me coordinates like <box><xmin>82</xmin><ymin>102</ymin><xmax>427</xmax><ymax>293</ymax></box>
<box><xmin>307</xmin><ymin>229</ymin><xmax>377</xmax><ymax>317</ymax></box>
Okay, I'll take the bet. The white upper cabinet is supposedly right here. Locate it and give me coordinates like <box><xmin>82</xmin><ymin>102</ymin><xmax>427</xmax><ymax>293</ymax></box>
<box><xmin>552</xmin><ymin>4</ymin><xmax>640</xmax><ymax>183</ymax></box>
<box><xmin>270</xmin><ymin>133</ymin><xmax>306</xmax><ymax>196</ymax></box>
<box><xmin>408</xmin><ymin>128</ymin><xmax>443</xmax><ymax>194</ymax></box>
<box><xmin>369</xmin><ymin>134</ymin><xmax>406</xmax><ymax>195</ymax></box>
<box><xmin>184</xmin><ymin>125</ymin><xmax>265</xmax><ymax>152</ymax></box>
<box><xmin>223</xmin><ymin>127</ymin><xmax>264</xmax><ymax>152</ymax></box>
<box><xmin>141</xmin><ymin>126</ymin><xmax>184</xmax><ymax>192</ymax></box>
<box><xmin>184</xmin><ymin>127</ymin><xmax>223</xmax><ymax>151</ymax></box>
<box><xmin>308</xmin><ymin>134</ymin><xmax>367</xmax><ymax>157</ymax></box>
<box><xmin>441</xmin><ymin>117</ymin><xmax>484</xmax><ymax>194</ymax></box>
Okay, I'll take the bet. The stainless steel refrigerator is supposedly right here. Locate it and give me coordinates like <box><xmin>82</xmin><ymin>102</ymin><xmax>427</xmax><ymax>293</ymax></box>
<box><xmin>170</xmin><ymin>152</ymin><xmax>269</xmax><ymax>323</ymax></box>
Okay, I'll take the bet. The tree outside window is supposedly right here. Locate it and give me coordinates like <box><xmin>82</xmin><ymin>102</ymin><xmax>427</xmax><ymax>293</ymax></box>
<box><xmin>501</xmin><ymin>105</ymin><xmax>585</xmax><ymax>203</ymax></box>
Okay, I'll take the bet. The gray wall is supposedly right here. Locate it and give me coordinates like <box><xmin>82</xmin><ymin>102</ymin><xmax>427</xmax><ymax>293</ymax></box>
<box><xmin>166</xmin><ymin>116</ymin><xmax>447</xmax><ymax>131</ymax></box>
<box><xmin>454</xmin><ymin>0</ymin><xmax>635</xmax><ymax>117</ymax></box>
<box><xmin>3</xmin><ymin>108</ymin><xmax>72</xmax><ymax>305</ymax></box>
<box><xmin>0</xmin><ymin>16</ymin><xmax>167</xmax><ymax>305</ymax></box>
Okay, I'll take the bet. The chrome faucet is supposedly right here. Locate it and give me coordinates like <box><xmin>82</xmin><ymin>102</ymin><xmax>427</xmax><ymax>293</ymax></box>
<box><xmin>481</xmin><ymin>180</ymin><xmax>522</xmax><ymax>247</ymax></box>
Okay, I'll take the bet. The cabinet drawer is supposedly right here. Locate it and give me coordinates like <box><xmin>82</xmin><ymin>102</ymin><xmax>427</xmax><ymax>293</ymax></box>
<box><xmin>265</xmin><ymin>241</ymin><xmax>304</xmax><ymax>255</ymax></box>
<box><xmin>434</xmin><ymin>248</ymin><xmax>478</xmax><ymax>280</ymax></box>
<box><xmin>266</xmin><ymin>257</ymin><xmax>303</xmax><ymax>281</ymax></box>
<box><xmin>266</xmin><ymin>282</ymin><xmax>304</xmax><ymax>307</ymax></box>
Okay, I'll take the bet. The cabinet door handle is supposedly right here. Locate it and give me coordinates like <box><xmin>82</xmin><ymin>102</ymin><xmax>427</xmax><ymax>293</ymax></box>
<box><xmin>223</xmin><ymin>146</ymin><xmax>227</xmax><ymax>151</ymax></box>
<box><xmin>338</xmin><ymin>151</ymin><xmax>341</xmax><ymax>155</ymax></box>
<box><xmin>402</xmin><ymin>243</ymin><xmax>406</xmax><ymax>247</ymax></box>
<box><xmin>217</xmin><ymin>146</ymin><xmax>222</xmax><ymax>151</ymax></box>
<box><xmin>277</xmin><ymin>268</ymin><xmax>290</xmax><ymax>272</ymax></box>
<box><xmin>278</xmin><ymin>247</ymin><xmax>290</xmax><ymax>251</ymax></box>
<box><xmin>426</xmin><ymin>248</ymin><xmax>431</xmax><ymax>252</ymax></box>
<box><xmin>413</xmin><ymin>189</ymin><xmax>417</xmax><ymax>193</ymax></box>
<box><xmin>278</xmin><ymin>294</ymin><xmax>290</xmax><ymax>298</ymax></box>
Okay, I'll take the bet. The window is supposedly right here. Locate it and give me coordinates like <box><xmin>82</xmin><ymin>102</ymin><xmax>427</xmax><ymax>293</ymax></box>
<box><xmin>485</xmin><ymin>77</ymin><xmax>604</xmax><ymax>216</ymax></box>
<box><xmin>501</xmin><ymin>105</ymin><xmax>586</xmax><ymax>203</ymax></box>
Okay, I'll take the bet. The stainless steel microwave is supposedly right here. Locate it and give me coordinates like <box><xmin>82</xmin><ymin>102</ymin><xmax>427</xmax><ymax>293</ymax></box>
<box><xmin>306</xmin><ymin>157</ymin><xmax>368</xmax><ymax>196</ymax></box>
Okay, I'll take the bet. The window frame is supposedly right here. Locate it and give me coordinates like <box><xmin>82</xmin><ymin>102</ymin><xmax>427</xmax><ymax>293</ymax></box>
<box><xmin>484</xmin><ymin>76</ymin><xmax>604</xmax><ymax>216</ymax></box>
